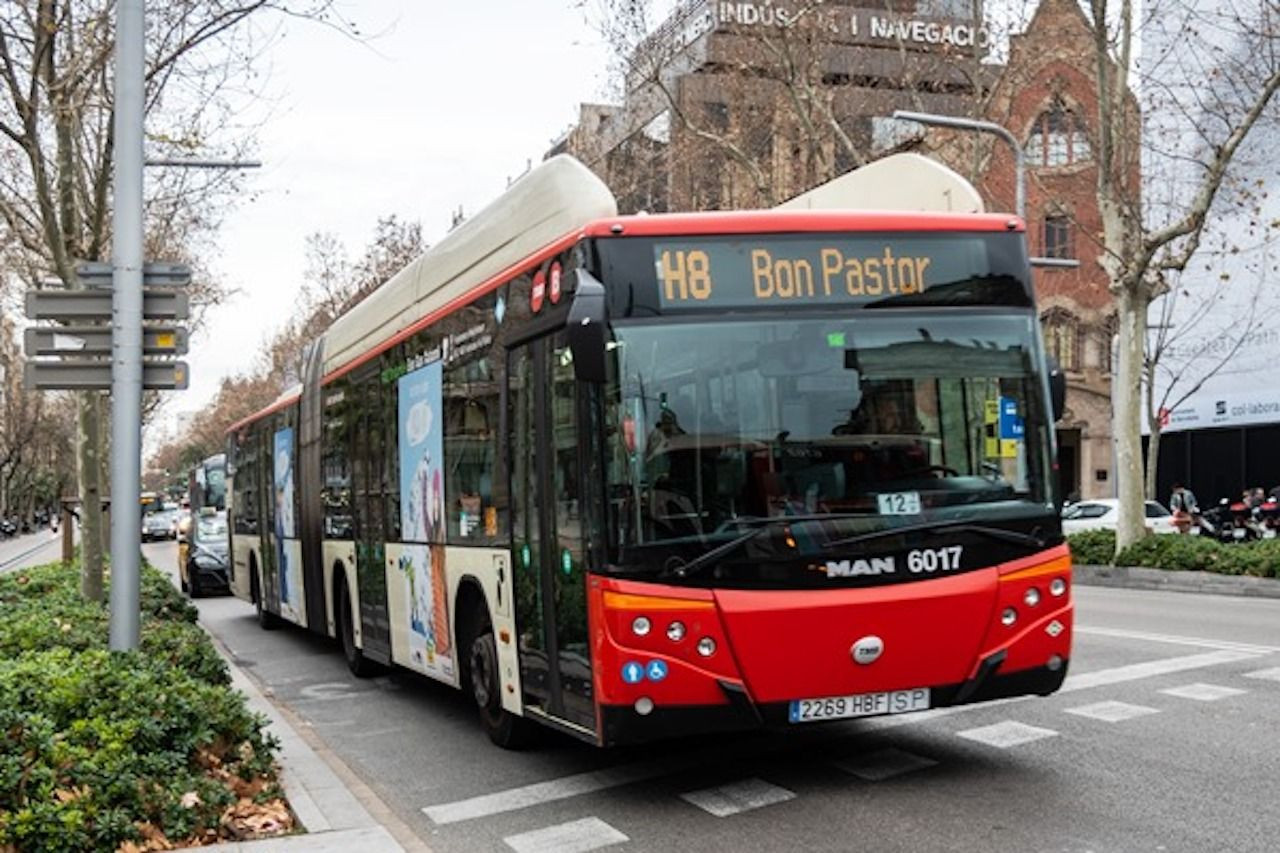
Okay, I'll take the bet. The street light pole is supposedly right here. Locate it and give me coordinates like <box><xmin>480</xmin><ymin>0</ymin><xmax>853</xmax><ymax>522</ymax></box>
<box><xmin>109</xmin><ymin>0</ymin><xmax>144</xmax><ymax>651</ymax></box>
<box><xmin>891</xmin><ymin>109</ymin><xmax>1025</xmax><ymax>220</ymax></box>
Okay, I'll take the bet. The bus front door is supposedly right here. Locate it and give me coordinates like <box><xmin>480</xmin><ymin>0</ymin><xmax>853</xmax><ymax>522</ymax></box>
<box><xmin>509</xmin><ymin>334</ymin><xmax>596</xmax><ymax>734</ymax></box>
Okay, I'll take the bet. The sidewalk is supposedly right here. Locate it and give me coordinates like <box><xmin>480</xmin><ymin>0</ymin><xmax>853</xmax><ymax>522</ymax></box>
<box><xmin>1073</xmin><ymin>563</ymin><xmax>1280</xmax><ymax>599</ymax></box>
<box><xmin>202</xmin><ymin>630</ymin><xmax>428</xmax><ymax>852</ymax></box>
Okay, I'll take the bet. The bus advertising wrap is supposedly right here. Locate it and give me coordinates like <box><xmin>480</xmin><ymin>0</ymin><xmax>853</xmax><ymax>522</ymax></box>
<box><xmin>273</xmin><ymin>428</ymin><xmax>302</xmax><ymax>623</ymax></box>
<box><xmin>397</xmin><ymin>362</ymin><xmax>453</xmax><ymax>680</ymax></box>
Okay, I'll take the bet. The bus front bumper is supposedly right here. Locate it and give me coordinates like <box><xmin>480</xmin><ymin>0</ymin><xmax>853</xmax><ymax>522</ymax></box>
<box><xmin>599</xmin><ymin>657</ymin><xmax>1069</xmax><ymax>746</ymax></box>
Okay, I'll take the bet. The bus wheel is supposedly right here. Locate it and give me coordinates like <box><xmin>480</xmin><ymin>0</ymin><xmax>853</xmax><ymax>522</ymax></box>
<box><xmin>464</xmin><ymin>607</ymin><xmax>533</xmax><ymax>749</ymax></box>
<box><xmin>337</xmin><ymin>573</ymin><xmax>377</xmax><ymax>678</ymax></box>
<box><xmin>252</xmin><ymin>563</ymin><xmax>280</xmax><ymax>630</ymax></box>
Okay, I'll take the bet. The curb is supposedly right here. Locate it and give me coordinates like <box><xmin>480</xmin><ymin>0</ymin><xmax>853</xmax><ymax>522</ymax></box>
<box><xmin>1073</xmin><ymin>563</ymin><xmax>1280</xmax><ymax>599</ymax></box>
<box><xmin>200</xmin><ymin>629</ymin><xmax>419</xmax><ymax>852</ymax></box>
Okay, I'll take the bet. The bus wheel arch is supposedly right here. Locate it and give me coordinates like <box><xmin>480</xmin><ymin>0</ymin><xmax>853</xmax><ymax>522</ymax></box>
<box><xmin>334</xmin><ymin>561</ymin><xmax>376</xmax><ymax>678</ymax></box>
<box><xmin>455</xmin><ymin>578</ymin><xmax>533</xmax><ymax>749</ymax></box>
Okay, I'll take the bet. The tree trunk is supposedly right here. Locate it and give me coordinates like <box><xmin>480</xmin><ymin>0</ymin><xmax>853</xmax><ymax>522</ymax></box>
<box><xmin>1145</xmin><ymin>420</ymin><xmax>1162</xmax><ymax>501</ymax></box>
<box><xmin>1113</xmin><ymin>284</ymin><xmax>1150</xmax><ymax>556</ymax></box>
<box><xmin>78</xmin><ymin>391</ymin><xmax>105</xmax><ymax>601</ymax></box>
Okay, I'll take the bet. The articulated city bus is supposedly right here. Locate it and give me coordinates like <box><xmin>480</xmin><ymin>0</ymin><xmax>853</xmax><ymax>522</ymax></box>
<box><xmin>227</xmin><ymin>155</ymin><xmax>1072</xmax><ymax>748</ymax></box>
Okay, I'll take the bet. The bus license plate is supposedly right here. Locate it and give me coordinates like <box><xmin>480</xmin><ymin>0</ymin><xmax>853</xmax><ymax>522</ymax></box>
<box><xmin>789</xmin><ymin>688</ymin><xmax>930</xmax><ymax>723</ymax></box>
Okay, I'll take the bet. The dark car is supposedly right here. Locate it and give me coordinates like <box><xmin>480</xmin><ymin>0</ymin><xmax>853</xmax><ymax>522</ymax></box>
<box><xmin>181</xmin><ymin>511</ymin><xmax>230</xmax><ymax>598</ymax></box>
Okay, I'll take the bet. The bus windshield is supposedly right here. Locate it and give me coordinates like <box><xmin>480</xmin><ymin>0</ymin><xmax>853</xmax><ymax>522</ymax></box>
<box><xmin>603</xmin><ymin>311</ymin><xmax>1055</xmax><ymax>580</ymax></box>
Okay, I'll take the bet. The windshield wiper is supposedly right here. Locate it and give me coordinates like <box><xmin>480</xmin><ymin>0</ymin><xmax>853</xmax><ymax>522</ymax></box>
<box><xmin>662</xmin><ymin>513</ymin><xmax>871</xmax><ymax>580</ymax></box>
<box><xmin>825</xmin><ymin>520</ymin><xmax>1045</xmax><ymax>550</ymax></box>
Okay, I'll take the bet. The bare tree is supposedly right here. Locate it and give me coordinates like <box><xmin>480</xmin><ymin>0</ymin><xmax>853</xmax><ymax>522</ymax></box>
<box><xmin>1142</xmin><ymin>245</ymin><xmax>1275</xmax><ymax>500</ymax></box>
<box><xmin>1088</xmin><ymin>0</ymin><xmax>1280</xmax><ymax>553</ymax></box>
<box><xmin>0</xmin><ymin>0</ymin><xmax>353</xmax><ymax>599</ymax></box>
<box><xmin>584</xmin><ymin>0</ymin><xmax>1010</xmax><ymax>211</ymax></box>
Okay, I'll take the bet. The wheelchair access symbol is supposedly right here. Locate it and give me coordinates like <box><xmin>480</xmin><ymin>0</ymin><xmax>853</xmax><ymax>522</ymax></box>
<box><xmin>646</xmin><ymin>660</ymin><xmax>669</xmax><ymax>682</ymax></box>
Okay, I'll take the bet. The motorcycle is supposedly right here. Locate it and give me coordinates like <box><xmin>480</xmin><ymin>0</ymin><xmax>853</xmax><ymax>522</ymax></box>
<box><xmin>1257</xmin><ymin>497</ymin><xmax>1280</xmax><ymax>539</ymax></box>
<box><xmin>1198</xmin><ymin>499</ymin><xmax>1235</xmax><ymax>542</ymax></box>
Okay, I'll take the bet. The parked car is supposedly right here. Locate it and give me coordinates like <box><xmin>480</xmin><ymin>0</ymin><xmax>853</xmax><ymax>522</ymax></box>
<box><xmin>180</xmin><ymin>510</ymin><xmax>230</xmax><ymax>598</ymax></box>
<box><xmin>1061</xmin><ymin>498</ymin><xmax>1179</xmax><ymax>535</ymax></box>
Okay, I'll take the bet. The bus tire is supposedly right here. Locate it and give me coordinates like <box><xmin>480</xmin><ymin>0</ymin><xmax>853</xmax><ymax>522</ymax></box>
<box><xmin>252</xmin><ymin>560</ymin><xmax>280</xmax><ymax>630</ymax></box>
<box><xmin>462</xmin><ymin>602</ymin><xmax>533</xmax><ymax>749</ymax></box>
<box><xmin>336</xmin><ymin>571</ymin><xmax>377</xmax><ymax>678</ymax></box>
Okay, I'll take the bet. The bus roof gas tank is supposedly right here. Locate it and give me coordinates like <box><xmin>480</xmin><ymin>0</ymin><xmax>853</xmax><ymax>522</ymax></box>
<box><xmin>777</xmin><ymin>153</ymin><xmax>984</xmax><ymax>214</ymax></box>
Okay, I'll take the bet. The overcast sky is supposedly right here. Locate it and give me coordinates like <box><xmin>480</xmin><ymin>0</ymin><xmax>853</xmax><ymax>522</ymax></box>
<box><xmin>148</xmin><ymin>1</ymin><xmax>622</xmax><ymax>447</ymax></box>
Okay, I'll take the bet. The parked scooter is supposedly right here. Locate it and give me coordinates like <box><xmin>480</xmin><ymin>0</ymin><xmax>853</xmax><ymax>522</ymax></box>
<box><xmin>1257</xmin><ymin>496</ymin><xmax>1280</xmax><ymax>539</ymax></box>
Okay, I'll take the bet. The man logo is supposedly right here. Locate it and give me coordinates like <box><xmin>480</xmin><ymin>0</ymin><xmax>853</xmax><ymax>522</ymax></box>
<box><xmin>851</xmin><ymin>635</ymin><xmax>884</xmax><ymax>665</ymax></box>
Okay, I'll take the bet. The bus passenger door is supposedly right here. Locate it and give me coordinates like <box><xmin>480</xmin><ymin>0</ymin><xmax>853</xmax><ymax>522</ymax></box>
<box><xmin>351</xmin><ymin>372</ymin><xmax>392</xmax><ymax>664</ymax></box>
<box><xmin>509</xmin><ymin>333</ymin><xmax>596</xmax><ymax>734</ymax></box>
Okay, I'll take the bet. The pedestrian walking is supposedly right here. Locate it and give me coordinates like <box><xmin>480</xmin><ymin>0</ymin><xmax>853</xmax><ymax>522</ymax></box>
<box><xmin>1170</xmin><ymin>482</ymin><xmax>1199</xmax><ymax>534</ymax></box>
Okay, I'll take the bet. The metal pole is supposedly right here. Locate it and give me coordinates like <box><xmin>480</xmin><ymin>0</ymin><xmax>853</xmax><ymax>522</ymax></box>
<box><xmin>109</xmin><ymin>0</ymin><xmax>144</xmax><ymax>651</ymax></box>
<box><xmin>891</xmin><ymin>110</ymin><xmax>1026</xmax><ymax>220</ymax></box>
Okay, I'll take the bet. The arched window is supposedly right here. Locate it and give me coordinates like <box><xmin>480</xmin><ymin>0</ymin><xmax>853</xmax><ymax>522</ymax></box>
<box><xmin>1025</xmin><ymin>101</ymin><xmax>1092</xmax><ymax>167</ymax></box>
<box><xmin>1042</xmin><ymin>307</ymin><xmax>1080</xmax><ymax>371</ymax></box>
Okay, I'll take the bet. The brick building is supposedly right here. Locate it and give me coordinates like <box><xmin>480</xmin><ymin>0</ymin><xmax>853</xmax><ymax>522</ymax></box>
<box><xmin>554</xmin><ymin>0</ymin><xmax>1129</xmax><ymax>499</ymax></box>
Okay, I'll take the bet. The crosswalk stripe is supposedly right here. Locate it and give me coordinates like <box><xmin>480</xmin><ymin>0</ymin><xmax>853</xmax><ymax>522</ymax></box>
<box><xmin>1064</xmin><ymin>700</ymin><xmax>1160</xmax><ymax>723</ymax></box>
<box><xmin>680</xmin><ymin>778</ymin><xmax>796</xmax><ymax>817</ymax></box>
<box><xmin>833</xmin><ymin>747</ymin><xmax>938</xmax><ymax>781</ymax></box>
<box><xmin>1244</xmin><ymin>667</ymin><xmax>1280</xmax><ymax>682</ymax></box>
<box><xmin>1159</xmin><ymin>682</ymin><xmax>1247</xmax><ymax>701</ymax></box>
<box><xmin>957</xmin><ymin>721</ymin><xmax>1058</xmax><ymax>748</ymax></box>
<box><xmin>503</xmin><ymin>817</ymin><xmax>628</xmax><ymax>853</ymax></box>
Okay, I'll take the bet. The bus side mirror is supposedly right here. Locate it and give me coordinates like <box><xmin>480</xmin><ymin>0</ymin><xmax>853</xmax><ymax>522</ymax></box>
<box><xmin>567</xmin><ymin>270</ymin><xmax>609</xmax><ymax>383</ymax></box>
<box><xmin>1047</xmin><ymin>356</ymin><xmax>1066</xmax><ymax>422</ymax></box>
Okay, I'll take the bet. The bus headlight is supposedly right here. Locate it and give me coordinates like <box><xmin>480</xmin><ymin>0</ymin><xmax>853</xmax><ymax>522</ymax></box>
<box><xmin>1023</xmin><ymin>587</ymin><xmax>1041</xmax><ymax>607</ymax></box>
<box><xmin>632</xmin><ymin>616</ymin><xmax>651</xmax><ymax>637</ymax></box>
<box><xmin>666</xmin><ymin>621</ymin><xmax>686</xmax><ymax>642</ymax></box>
<box><xmin>1001</xmin><ymin>607</ymin><xmax>1018</xmax><ymax>627</ymax></box>
<box><xmin>696</xmin><ymin>637</ymin><xmax>716</xmax><ymax>657</ymax></box>
<box><xmin>1049</xmin><ymin>577</ymin><xmax>1067</xmax><ymax>597</ymax></box>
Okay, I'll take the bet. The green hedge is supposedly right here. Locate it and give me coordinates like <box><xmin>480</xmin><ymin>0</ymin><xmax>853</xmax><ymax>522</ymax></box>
<box><xmin>0</xmin><ymin>562</ymin><xmax>282</xmax><ymax>850</ymax></box>
<box><xmin>1067</xmin><ymin>529</ymin><xmax>1280</xmax><ymax>578</ymax></box>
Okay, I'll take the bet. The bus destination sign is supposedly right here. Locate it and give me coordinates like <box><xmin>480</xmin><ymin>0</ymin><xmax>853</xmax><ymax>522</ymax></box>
<box><xmin>652</xmin><ymin>236</ymin><xmax>992</xmax><ymax>310</ymax></box>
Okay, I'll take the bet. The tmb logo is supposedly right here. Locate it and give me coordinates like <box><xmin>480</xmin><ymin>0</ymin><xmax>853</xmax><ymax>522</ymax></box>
<box><xmin>851</xmin><ymin>635</ymin><xmax>885</xmax><ymax>665</ymax></box>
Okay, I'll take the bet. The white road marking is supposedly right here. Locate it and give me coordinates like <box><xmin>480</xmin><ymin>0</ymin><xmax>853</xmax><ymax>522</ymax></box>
<box><xmin>1059</xmin><ymin>649</ymin><xmax>1259</xmax><ymax>692</ymax></box>
<box><xmin>1244</xmin><ymin>667</ymin><xmax>1280</xmax><ymax>682</ymax></box>
<box><xmin>503</xmin><ymin>817</ymin><xmax>628</xmax><ymax>853</ymax></box>
<box><xmin>833</xmin><ymin>747</ymin><xmax>938</xmax><ymax>781</ymax></box>
<box><xmin>957</xmin><ymin>721</ymin><xmax>1058</xmax><ymax>748</ymax></box>
<box><xmin>1076</xmin><ymin>626</ymin><xmax>1280</xmax><ymax>656</ymax></box>
<box><xmin>424</xmin><ymin>756</ymin><xmax>700</xmax><ymax>825</ymax></box>
<box><xmin>679</xmin><ymin>778</ymin><xmax>796</xmax><ymax>817</ymax></box>
<box><xmin>1064</xmin><ymin>700</ymin><xmax>1160</xmax><ymax>723</ymax></box>
<box><xmin>859</xmin><ymin>649</ymin><xmax>1259</xmax><ymax>733</ymax></box>
<box><xmin>423</xmin><ymin>648</ymin><xmax>1261</xmax><ymax>824</ymax></box>
<box><xmin>1159</xmin><ymin>682</ymin><xmax>1247</xmax><ymax>702</ymax></box>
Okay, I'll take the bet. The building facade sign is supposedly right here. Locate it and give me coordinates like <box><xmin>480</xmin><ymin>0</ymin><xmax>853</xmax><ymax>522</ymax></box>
<box><xmin>714</xmin><ymin>2</ymin><xmax>989</xmax><ymax>50</ymax></box>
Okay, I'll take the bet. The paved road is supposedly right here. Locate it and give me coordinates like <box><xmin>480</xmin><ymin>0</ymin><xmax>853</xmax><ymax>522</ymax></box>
<box><xmin>139</xmin><ymin>541</ymin><xmax>1280</xmax><ymax>853</ymax></box>
<box><xmin>0</xmin><ymin>527</ymin><xmax>66</xmax><ymax>573</ymax></box>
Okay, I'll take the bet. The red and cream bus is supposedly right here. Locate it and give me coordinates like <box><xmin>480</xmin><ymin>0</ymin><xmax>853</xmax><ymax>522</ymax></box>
<box><xmin>227</xmin><ymin>155</ymin><xmax>1072</xmax><ymax>748</ymax></box>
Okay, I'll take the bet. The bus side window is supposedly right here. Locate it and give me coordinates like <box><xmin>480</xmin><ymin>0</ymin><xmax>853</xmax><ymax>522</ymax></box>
<box><xmin>445</xmin><ymin>354</ymin><xmax>501</xmax><ymax>544</ymax></box>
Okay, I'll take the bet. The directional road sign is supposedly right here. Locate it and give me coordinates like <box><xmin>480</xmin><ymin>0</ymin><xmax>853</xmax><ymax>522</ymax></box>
<box><xmin>24</xmin><ymin>360</ymin><xmax>189</xmax><ymax>391</ymax></box>
<box><xmin>74</xmin><ymin>261</ymin><xmax>192</xmax><ymax>287</ymax></box>
<box><xmin>23</xmin><ymin>326</ymin><xmax>188</xmax><ymax>357</ymax></box>
<box><xmin>25</xmin><ymin>289</ymin><xmax>188</xmax><ymax>321</ymax></box>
